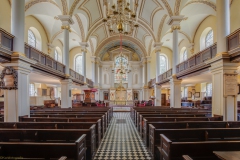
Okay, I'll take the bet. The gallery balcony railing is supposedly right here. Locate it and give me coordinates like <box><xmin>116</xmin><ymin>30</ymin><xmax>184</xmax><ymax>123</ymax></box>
<box><xmin>157</xmin><ymin>68</ymin><xmax>172</xmax><ymax>84</ymax></box>
<box><xmin>86</xmin><ymin>78</ymin><xmax>94</xmax><ymax>88</ymax></box>
<box><xmin>25</xmin><ymin>43</ymin><xmax>66</xmax><ymax>75</ymax></box>
<box><xmin>176</xmin><ymin>43</ymin><xmax>217</xmax><ymax>76</ymax></box>
<box><xmin>70</xmin><ymin>69</ymin><xmax>84</xmax><ymax>84</ymax></box>
<box><xmin>227</xmin><ymin>28</ymin><xmax>240</xmax><ymax>61</ymax></box>
<box><xmin>0</xmin><ymin>28</ymin><xmax>14</xmax><ymax>62</ymax></box>
<box><xmin>148</xmin><ymin>78</ymin><xmax>156</xmax><ymax>88</ymax></box>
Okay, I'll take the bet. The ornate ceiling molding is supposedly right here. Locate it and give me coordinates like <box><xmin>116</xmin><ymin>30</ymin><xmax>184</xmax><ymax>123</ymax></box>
<box><xmin>61</xmin><ymin>0</ymin><xmax>68</xmax><ymax>15</ymax></box>
<box><xmin>86</xmin><ymin>20</ymin><xmax>102</xmax><ymax>41</ymax></box>
<box><xmin>79</xmin><ymin>0</ymin><xmax>102</xmax><ymax>28</ymax></box>
<box><xmin>157</xmin><ymin>14</ymin><xmax>168</xmax><ymax>42</ymax></box>
<box><xmin>183</xmin><ymin>0</ymin><xmax>216</xmax><ymax>11</ymax></box>
<box><xmin>139</xmin><ymin>0</ymin><xmax>163</xmax><ymax>30</ymax></box>
<box><xmin>89</xmin><ymin>38</ymin><xmax>94</xmax><ymax>54</ymax></box>
<box><xmin>174</xmin><ymin>0</ymin><xmax>181</xmax><ymax>15</ymax></box>
<box><xmin>25</xmin><ymin>0</ymin><xmax>61</xmax><ymax>12</ymax></box>
<box><xmin>69</xmin><ymin>0</ymin><xmax>81</xmax><ymax>16</ymax></box>
<box><xmin>74</xmin><ymin>14</ymin><xmax>85</xmax><ymax>41</ymax></box>
<box><xmin>148</xmin><ymin>39</ymin><xmax>153</xmax><ymax>56</ymax></box>
<box><xmin>161</xmin><ymin>0</ymin><xmax>173</xmax><ymax>16</ymax></box>
<box><xmin>95</xmin><ymin>35</ymin><xmax>148</xmax><ymax>57</ymax></box>
<box><xmin>137</xmin><ymin>20</ymin><xmax>157</xmax><ymax>42</ymax></box>
<box><xmin>179</xmin><ymin>31</ymin><xmax>191</xmax><ymax>43</ymax></box>
<box><xmin>50</xmin><ymin>30</ymin><xmax>63</xmax><ymax>43</ymax></box>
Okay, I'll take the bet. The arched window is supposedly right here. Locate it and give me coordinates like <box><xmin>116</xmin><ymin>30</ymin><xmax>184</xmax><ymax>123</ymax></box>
<box><xmin>182</xmin><ymin>49</ymin><xmax>187</xmax><ymax>61</ymax></box>
<box><xmin>114</xmin><ymin>55</ymin><xmax>128</xmax><ymax>82</ymax></box>
<box><xmin>54</xmin><ymin>50</ymin><xmax>58</xmax><ymax>61</ymax></box>
<box><xmin>206</xmin><ymin>83</ymin><xmax>212</xmax><ymax>96</ymax></box>
<box><xmin>28</xmin><ymin>29</ymin><xmax>36</xmax><ymax>47</ymax></box>
<box><xmin>159</xmin><ymin>55</ymin><xmax>167</xmax><ymax>74</ymax></box>
<box><xmin>205</xmin><ymin>30</ymin><xmax>213</xmax><ymax>48</ymax></box>
<box><xmin>75</xmin><ymin>55</ymin><xmax>83</xmax><ymax>74</ymax></box>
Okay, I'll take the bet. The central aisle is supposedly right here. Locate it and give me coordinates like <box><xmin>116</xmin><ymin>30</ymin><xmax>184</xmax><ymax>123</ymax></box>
<box><xmin>94</xmin><ymin>112</ymin><xmax>152</xmax><ymax>160</ymax></box>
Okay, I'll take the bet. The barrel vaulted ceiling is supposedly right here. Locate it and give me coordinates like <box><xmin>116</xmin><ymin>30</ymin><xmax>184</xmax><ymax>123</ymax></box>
<box><xmin>13</xmin><ymin>0</ymin><xmax>223</xmax><ymax>57</ymax></box>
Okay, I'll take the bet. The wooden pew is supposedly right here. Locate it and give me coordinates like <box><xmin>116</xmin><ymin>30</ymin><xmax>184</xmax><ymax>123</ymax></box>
<box><xmin>159</xmin><ymin>128</ymin><xmax>240</xmax><ymax>160</ymax></box>
<box><xmin>0</xmin><ymin>121</ymin><xmax>102</xmax><ymax>148</ymax></box>
<box><xmin>137</xmin><ymin>113</ymin><xmax>210</xmax><ymax>133</ymax></box>
<box><xmin>0</xmin><ymin>131</ymin><xmax>87</xmax><ymax>160</ymax></box>
<box><xmin>19</xmin><ymin>117</ymin><xmax>106</xmax><ymax>138</ymax></box>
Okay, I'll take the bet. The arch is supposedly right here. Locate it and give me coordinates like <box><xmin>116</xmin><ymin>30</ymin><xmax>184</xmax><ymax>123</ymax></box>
<box><xmin>200</xmin><ymin>27</ymin><xmax>213</xmax><ymax>50</ymax></box>
<box><xmin>28</xmin><ymin>27</ymin><xmax>42</xmax><ymax>51</ymax></box>
<box><xmin>159</xmin><ymin>54</ymin><xmax>168</xmax><ymax>74</ymax></box>
<box><xmin>179</xmin><ymin>47</ymin><xmax>187</xmax><ymax>63</ymax></box>
<box><xmin>74</xmin><ymin>54</ymin><xmax>83</xmax><ymax>74</ymax></box>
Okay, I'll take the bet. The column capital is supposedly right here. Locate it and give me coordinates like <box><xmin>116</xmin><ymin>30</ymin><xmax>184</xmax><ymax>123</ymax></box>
<box><xmin>80</xmin><ymin>42</ymin><xmax>89</xmax><ymax>48</ymax></box>
<box><xmin>58</xmin><ymin>15</ymin><xmax>74</xmax><ymax>26</ymax></box>
<box><xmin>167</xmin><ymin>15</ymin><xmax>184</xmax><ymax>31</ymax></box>
<box><xmin>154</xmin><ymin>42</ymin><xmax>163</xmax><ymax>52</ymax></box>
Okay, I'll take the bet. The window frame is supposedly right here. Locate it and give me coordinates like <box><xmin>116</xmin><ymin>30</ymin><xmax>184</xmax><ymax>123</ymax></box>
<box><xmin>75</xmin><ymin>54</ymin><xmax>83</xmax><ymax>74</ymax></box>
<box><xmin>205</xmin><ymin>30</ymin><xmax>213</xmax><ymax>48</ymax></box>
<box><xmin>159</xmin><ymin>54</ymin><xmax>168</xmax><ymax>74</ymax></box>
<box><xmin>28</xmin><ymin>29</ymin><xmax>36</xmax><ymax>48</ymax></box>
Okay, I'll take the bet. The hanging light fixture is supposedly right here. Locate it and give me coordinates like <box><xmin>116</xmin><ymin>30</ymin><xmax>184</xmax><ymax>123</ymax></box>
<box><xmin>103</xmin><ymin>0</ymin><xmax>139</xmax><ymax>35</ymax></box>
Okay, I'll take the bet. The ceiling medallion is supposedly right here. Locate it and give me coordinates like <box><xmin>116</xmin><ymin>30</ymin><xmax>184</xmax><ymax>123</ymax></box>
<box><xmin>103</xmin><ymin>0</ymin><xmax>139</xmax><ymax>35</ymax></box>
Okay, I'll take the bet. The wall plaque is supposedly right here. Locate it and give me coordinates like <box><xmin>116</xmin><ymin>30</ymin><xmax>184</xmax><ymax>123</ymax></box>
<box><xmin>224</xmin><ymin>74</ymin><xmax>238</xmax><ymax>96</ymax></box>
<box><xmin>0</xmin><ymin>66</ymin><xmax>18</xmax><ymax>90</ymax></box>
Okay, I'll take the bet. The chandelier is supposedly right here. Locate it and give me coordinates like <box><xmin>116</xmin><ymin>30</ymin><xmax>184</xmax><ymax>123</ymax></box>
<box><xmin>103</xmin><ymin>0</ymin><xmax>139</xmax><ymax>35</ymax></box>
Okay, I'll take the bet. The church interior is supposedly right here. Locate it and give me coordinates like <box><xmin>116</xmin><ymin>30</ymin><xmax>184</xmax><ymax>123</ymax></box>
<box><xmin>0</xmin><ymin>0</ymin><xmax>240</xmax><ymax>159</ymax></box>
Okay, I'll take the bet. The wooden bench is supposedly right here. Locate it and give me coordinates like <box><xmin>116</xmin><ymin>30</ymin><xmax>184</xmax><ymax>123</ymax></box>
<box><xmin>0</xmin><ymin>121</ymin><xmax>102</xmax><ymax>148</ymax></box>
<box><xmin>159</xmin><ymin>128</ymin><xmax>240</xmax><ymax>160</ymax></box>
<box><xmin>0</xmin><ymin>130</ymin><xmax>88</xmax><ymax>160</ymax></box>
<box><xmin>20</xmin><ymin>116</ymin><xmax>106</xmax><ymax>137</ymax></box>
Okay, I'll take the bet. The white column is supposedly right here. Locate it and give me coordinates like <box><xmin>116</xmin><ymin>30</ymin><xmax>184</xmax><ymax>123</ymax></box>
<box><xmin>216</xmin><ymin>0</ymin><xmax>230</xmax><ymax>54</ymax></box>
<box><xmin>60</xmin><ymin>79</ymin><xmax>72</xmax><ymax>108</ymax></box>
<box><xmin>80</xmin><ymin>42</ymin><xmax>89</xmax><ymax>83</ymax></box>
<box><xmin>154</xmin><ymin>43</ymin><xmax>163</xmax><ymax>82</ymax></box>
<box><xmin>128</xmin><ymin>65</ymin><xmax>133</xmax><ymax>88</ymax></box>
<box><xmin>58</xmin><ymin>15</ymin><xmax>74</xmax><ymax>76</ymax></box>
<box><xmin>140</xmin><ymin>65</ymin><xmax>143</xmax><ymax>86</ymax></box>
<box><xmin>99</xmin><ymin>64</ymin><xmax>103</xmax><ymax>88</ymax></box>
<box><xmin>167</xmin><ymin>16</ymin><xmax>184</xmax><ymax>74</ymax></box>
<box><xmin>3</xmin><ymin>55</ymin><xmax>36</xmax><ymax>122</ymax></box>
<box><xmin>95</xmin><ymin>59</ymin><xmax>99</xmax><ymax>86</ymax></box>
<box><xmin>11</xmin><ymin>0</ymin><xmax>25</xmax><ymax>53</ymax></box>
<box><xmin>111</xmin><ymin>68</ymin><xmax>115</xmax><ymax>88</ymax></box>
<box><xmin>167</xmin><ymin>16</ymin><xmax>184</xmax><ymax>108</ymax></box>
<box><xmin>154</xmin><ymin>85</ymin><xmax>161</xmax><ymax>106</ymax></box>
<box><xmin>143</xmin><ymin>59</ymin><xmax>147</xmax><ymax>86</ymax></box>
<box><xmin>91</xmin><ymin>56</ymin><xmax>96</xmax><ymax>86</ymax></box>
<box><xmin>146</xmin><ymin>57</ymin><xmax>151</xmax><ymax>82</ymax></box>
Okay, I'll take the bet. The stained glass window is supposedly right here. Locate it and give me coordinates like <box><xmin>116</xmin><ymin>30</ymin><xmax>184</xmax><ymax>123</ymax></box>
<box><xmin>159</xmin><ymin>55</ymin><xmax>167</xmax><ymax>74</ymax></box>
<box><xmin>115</xmin><ymin>55</ymin><xmax>128</xmax><ymax>83</ymax></box>
<box><xmin>205</xmin><ymin>30</ymin><xmax>213</xmax><ymax>48</ymax></box>
<box><xmin>75</xmin><ymin>55</ymin><xmax>83</xmax><ymax>74</ymax></box>
<box><xmin>28</xmin><ymin>29</ymin><xmax>36</xmax><ymax>47</ymax></box>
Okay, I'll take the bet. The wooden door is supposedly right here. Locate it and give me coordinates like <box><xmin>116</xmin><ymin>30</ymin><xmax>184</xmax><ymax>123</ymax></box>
<box><xmin>161</xmin><ymin>94</ymin><xmax>166</xmax><ymax>106</ymax></box>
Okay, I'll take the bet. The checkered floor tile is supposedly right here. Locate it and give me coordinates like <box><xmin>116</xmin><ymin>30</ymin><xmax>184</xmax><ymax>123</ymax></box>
<box><xmin>94</xmin><ymin>112</ymin><xmax>152</xmax><ymax>160</ymax></box>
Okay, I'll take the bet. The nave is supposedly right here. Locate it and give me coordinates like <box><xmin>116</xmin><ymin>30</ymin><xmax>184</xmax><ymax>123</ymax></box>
<box><xmin>94</xmin><ymin>112</ymin><xmax>152</xmax><ymax>160</ymax></box>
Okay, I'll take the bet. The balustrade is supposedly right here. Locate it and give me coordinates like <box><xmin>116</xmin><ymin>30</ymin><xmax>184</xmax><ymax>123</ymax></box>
<box><xmin>227</xmin><ymin>28</ymin><xmax>240</xmax><ymax>55</ymax></box>
<box><xmin>86</xmin><ymin>78</ymin><xmax>94</xmax><ymax>88</ymax></box>
<box><xmin>70</xmin><ymin>69</ymin><xmax>84</xmax><ymax>83</ymax></box>
<box><xmin>24</xmin><ymin>43</ymin><xmax>65</xmax><ymax>74</ymax></box>
<box><xmin>176</xmin><ymin>43</ymin><xmax>217</xmax><ymax>73</ymax></box>
<box><xmin>0</xmin><ymin>28</ymin><xmax>14</xmax><ymax>52</ymax></box>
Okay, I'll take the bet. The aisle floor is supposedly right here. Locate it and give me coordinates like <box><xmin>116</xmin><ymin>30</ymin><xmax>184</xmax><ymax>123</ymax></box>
<box><xmin>94</xmin><ymin>112</ymin><xmax>152</xmax><ymax>160</ymax></box>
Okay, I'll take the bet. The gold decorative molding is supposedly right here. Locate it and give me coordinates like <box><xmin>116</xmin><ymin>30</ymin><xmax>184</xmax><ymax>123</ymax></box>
<box><xmin>171</xmin><ymin>25</ymin><xmax>181</xmax><ymax>32</ymax></box>
<box><xmin>183</xmin><ymin>0</ymin><xmax>216</xmax><ymax>11</ymax></box>
<box><xmin>174</xmin><ymin>0</ymin><xmax>181</xmax><ymax>16</ymax></box>
<box><xmin>25</xmin><ymin>0</ymin><xmax>60</xmax><ymax>12</ymax></box>
<box><xmin>161</xmin><ymin>0</ymin><xmax>173</xmax><ymax>16</ymax></box>
<box><xmin>74</xmin><ymin>14</ymin><xmax>85</xmax><ymax>41</ymax></box>
<box><xmin>61</xmin><ymin>25</ymin><xmax>72</xmax><ymax>32</ymax></box>
<box><xmin>69</xmin><ymin>0</ymin><xmax>81</xmax><ymax>16</ymax></box>
<box><xmin>157</xmin><ymin>14</ymin><xmax>167</xmax><ymax>42</ymax></box>
<box><xmin>61</xmin><ymin>0</ymin><xmax>68</xmax><ymax>15</ymax></box>
<box><xmin>12</xmin><ymin>52</ymin><xmax>26</xmax><ymax>57</ymax></box>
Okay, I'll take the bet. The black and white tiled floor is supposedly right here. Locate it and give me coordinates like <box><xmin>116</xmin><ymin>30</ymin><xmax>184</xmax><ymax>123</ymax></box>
<box><xmin>94</xmin><ymin>112</ymin><xmax>152</xmax><ymax>160</ymax></box>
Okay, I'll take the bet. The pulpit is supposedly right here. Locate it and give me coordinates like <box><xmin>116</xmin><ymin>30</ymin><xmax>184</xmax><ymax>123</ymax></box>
<box><xmin>83</xmin><ymin>89</ymin><xmax>97</xmax><ymax>104</ymax></box>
